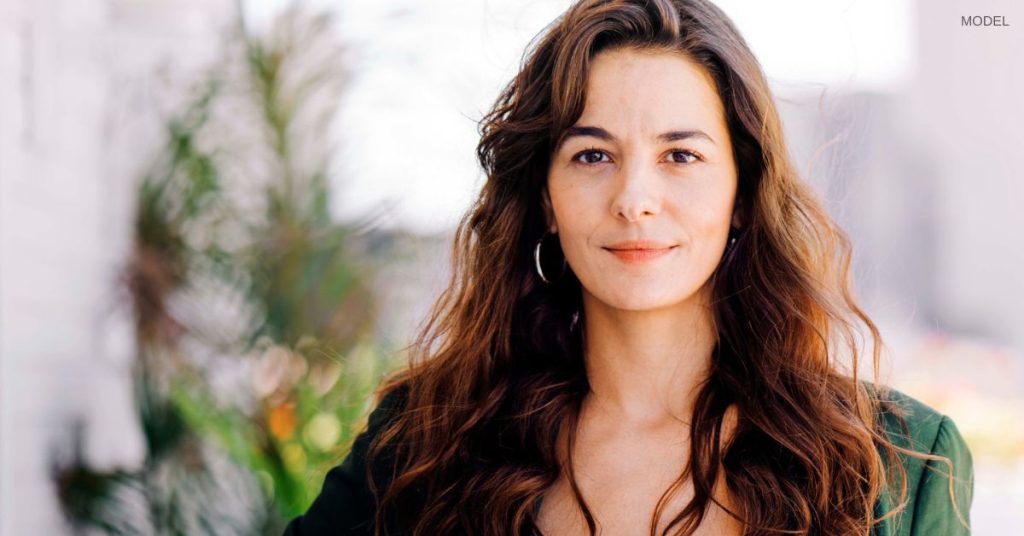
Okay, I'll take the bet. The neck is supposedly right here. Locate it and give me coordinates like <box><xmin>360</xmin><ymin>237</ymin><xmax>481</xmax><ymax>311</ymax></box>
<box><xmin>578</xmin><ymin>287</ymin><xmax>717</xmax><ymax>429</ymax></box>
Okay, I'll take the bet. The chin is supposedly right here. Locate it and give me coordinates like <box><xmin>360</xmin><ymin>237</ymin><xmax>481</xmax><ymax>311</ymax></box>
<box><xmin>598</xmin><ymin>286</ymin><xmax>695</xmax><ymax>312</ymax></box>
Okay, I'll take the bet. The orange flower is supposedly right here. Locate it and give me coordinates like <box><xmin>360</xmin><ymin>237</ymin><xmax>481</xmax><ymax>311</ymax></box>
<box><xmin>268</xmin><ymin>402</ymin><xmax>297</xmax><ymax>440</ymax></box>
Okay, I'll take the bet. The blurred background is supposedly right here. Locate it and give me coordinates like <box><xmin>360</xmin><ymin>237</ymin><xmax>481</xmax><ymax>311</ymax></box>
<box><xmin>0</xmin><ymin>0</ymin><xmax>1021</xmax><ymax>533</ymax></box>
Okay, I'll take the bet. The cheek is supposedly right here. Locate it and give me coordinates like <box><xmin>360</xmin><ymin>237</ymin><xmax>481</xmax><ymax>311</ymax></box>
<box><xmin>549</xmin><ymin>192</ymin><xmax>599</xmax><ymax>261</ymax></box>
<box><xmin>555</xmin><ymin>207</ymin><xmax>595</xmax><ymax>254</ymax></box>
<box><xmin>665</xmin><ymin>195</ymin><xmax>734</xmax><ymax>252</ymax></box>
<box><xmin>680</xmin><ymin>178</ymin><xmax>736</xmax><ymax>224</ymax></box>
<box><xmin>550</xmin><ymin>184</ymin><xmax>592</xmax><ymax>231</ymax></box>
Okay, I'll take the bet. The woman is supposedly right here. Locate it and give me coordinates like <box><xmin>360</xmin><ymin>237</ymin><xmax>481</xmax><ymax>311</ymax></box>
<box><xmin>284</xmin><ymin>0</ymin><xmax>974</xmax><ymax>534</ymax></box>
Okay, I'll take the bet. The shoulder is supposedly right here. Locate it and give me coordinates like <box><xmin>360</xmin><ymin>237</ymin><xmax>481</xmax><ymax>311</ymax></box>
<box><xmin>359</xmin><ymin>383</ymin><xmax>412</xmax><ymax>487</ymax></box>
<box><xmin>281</xmin><ymin>383</ymin><xmax>411</xmax><ymax>535</ymax></box>
<box><xmin>861</xmin><ymin>382</ymin><xmax>975</xmax><ymax>536</ymax></box>
<box><xmin>368</xmin><ymin>383</ymin><xmax>411</xmax><ymax>430</ymax></box>
<box><xmin>866</xmin><ymin>383</ymin><xmax>973</xmax><ymax>468</ymax></box>
<box><xmin>867</xmin><ymin>383</ymin><xmax>947</xmax><ymax>450</ymax></box>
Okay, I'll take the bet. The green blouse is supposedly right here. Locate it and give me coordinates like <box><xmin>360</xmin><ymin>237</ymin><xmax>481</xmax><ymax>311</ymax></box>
<box><xmin>869</xmin><ymin>387</ymin><xmax>975</xmax><ymax>535</ymax></box>
<box><xmin>283</xmin><ymin>384</ymin><xmax>974</xmax><ymax>535</ymax></box>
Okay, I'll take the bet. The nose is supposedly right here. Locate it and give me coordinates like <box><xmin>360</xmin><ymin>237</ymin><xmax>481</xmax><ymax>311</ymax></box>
<box><xmin>609</xmin><ymin>158</ymin><xmax>662</xmax><ymax>222</ymax></box>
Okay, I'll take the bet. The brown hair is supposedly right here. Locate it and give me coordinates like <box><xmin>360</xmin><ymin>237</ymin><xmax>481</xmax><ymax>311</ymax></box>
<box><xmin>365</xmin><ymin>0</ymin><xmax>968</xmax><ymax>534</ymax></box>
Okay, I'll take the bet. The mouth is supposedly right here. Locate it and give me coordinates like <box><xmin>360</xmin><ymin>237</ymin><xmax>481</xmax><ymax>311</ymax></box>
<box><xmin>604</xmin><ymin>239</ymin><xmax>676</xmax><ymax>250</ymax></box>
<box><xmin>602</xmin><ymin>245</ymin><xmax>678</xmax><ymax>263</ymax></box>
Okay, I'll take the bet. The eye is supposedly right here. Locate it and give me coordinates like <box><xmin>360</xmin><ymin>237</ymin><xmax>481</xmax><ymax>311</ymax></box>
<box><xmin>572</xmin><ymin>147</ymin><xmax>611</xmax><ymax>165</ymax></box>
<box><xmin>570</xmin><ymin>148</ymin><xmax>704</xmax><ymax>166</ymax></box>
<box><xmin>667</xmin><ymin>149</ymin><xmax>702</xmax><ymax>164</ymax></box>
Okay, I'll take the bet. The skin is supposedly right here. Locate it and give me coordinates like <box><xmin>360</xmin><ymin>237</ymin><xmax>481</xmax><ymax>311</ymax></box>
<box><xmin>542</xmin><ymin>46</ymin><xmax>741</xmax><ymax>428</ymax></box>
<box><xmin>538</xmin><ymin>47</ymin><xmax>744</xmax><ymax>534</ymax></box>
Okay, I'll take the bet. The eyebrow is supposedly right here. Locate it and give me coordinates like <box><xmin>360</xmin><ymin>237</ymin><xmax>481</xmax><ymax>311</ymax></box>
<box><xmin>557</xmin><ymin>125</ymin><xmax>716</xmax><ymax>149</ymax></box>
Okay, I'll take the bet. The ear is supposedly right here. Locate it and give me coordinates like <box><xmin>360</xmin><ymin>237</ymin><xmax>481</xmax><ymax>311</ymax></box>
<box><xmin>541</xmin><ymin>185</ymin><xmax>558</xmax><ymax>234</ymax></box>
<box><xmin>731</xmin><ymin>196</ymin><xmax>744</xmax><ymax>229</ymax></box>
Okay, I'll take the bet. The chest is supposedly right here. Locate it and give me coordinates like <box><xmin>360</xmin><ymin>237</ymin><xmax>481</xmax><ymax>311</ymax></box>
<box><xmin>534</xmin><ymin>409</ymin><xmax>744</xmax><ymax>535</ymax></box>
<box><xmin>534</xmin><ymin>465</ymin><xmax>744</xmax><ymax>536</ymax></box>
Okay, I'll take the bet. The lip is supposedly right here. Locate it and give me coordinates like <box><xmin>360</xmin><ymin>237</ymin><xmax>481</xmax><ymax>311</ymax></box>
<box><xmin>602</xmin><ymin>240</ymin><xmax>678</xmax><ymax>263</ymax></box>
<box><xmin>604</xmin><ymin>239</ymin><xmax>676</xmax><ymax>250</ymax></box>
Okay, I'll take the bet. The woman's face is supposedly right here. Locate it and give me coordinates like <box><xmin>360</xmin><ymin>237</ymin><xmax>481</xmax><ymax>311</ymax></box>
<box><xmin>543</xmin><ymin>47</ymin><xmax>739</xmax><ymax>312</ymax></box>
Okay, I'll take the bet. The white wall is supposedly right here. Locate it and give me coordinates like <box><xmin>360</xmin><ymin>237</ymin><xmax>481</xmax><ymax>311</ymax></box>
<box><xmin>0</xmin><ymin>0</ymin><xmax>232</xmax><ymax>533</ymax></box>
<box><xmin>905</xmin><ymin>0</ymin><xmax>1024</xmax><ymax>350</ymax></box>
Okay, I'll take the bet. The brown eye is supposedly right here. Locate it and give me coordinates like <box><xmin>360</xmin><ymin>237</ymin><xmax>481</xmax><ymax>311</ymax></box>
<box><xmin>573</xmin><ymin>148</ymin><xmax>610</xmax><ymax>165</ymax></box>
<box><xmin>669</xmin><ymin>150</ymin><xmax>701</xmax><ymax>164</ymax></box>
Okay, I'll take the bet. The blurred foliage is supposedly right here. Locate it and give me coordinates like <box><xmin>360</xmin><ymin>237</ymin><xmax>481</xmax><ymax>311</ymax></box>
<box><xmin>53</xmin><ymin>4</ymin><xmax>406</xmax><ymax>533</ymax></box>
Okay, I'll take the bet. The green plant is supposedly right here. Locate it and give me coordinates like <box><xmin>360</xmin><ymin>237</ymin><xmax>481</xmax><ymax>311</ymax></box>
<box><xmin>53</xmin><ymin>4</ymin><xmax>410</xmax><ymax>532</ymax></box>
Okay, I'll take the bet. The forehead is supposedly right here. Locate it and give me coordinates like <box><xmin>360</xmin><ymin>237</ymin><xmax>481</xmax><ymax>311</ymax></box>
<box><xmin>570</xmin><ymin>47</ymin><xmax>727</xmax><ymax>142</ymax></box>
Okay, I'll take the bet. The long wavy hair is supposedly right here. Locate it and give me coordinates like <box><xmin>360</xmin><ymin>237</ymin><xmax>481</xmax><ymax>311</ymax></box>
<box><xmin>363</xmin><ymin>1</ymin><xmax>967</xmax><ymax>534</ymax></box>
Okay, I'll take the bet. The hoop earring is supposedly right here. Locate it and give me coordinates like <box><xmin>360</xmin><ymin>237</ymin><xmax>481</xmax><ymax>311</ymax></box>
<box><xmin>726</xmin><ymin>227</ymin><xmax>740</xmax><ymax>250</ymax></box>
<box><xmin>534</xmin><ymin>233</ymin><xmax>567</xmax><ymax>284</ymax></box>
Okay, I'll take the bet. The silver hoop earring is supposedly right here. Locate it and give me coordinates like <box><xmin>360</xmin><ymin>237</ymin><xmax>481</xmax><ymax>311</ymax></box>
<box><xmin>726</xmin><ymin>227</ymin><xmax>740</xmax><ymax>250</ymax></box>
<box><xmin>534</xmin><ymin>233</ymin><xmax>567</xmax><ymax>284</ymax></box>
